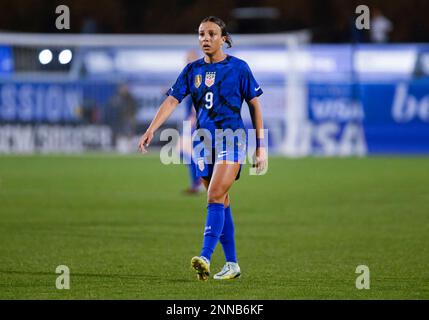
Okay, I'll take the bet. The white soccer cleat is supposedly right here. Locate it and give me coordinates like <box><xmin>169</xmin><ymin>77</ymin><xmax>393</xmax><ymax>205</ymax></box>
<box><xmin>213</xmin><ymin>262</ymin><xmax>241</xmax><ymax>280</ymax></box>
<box><xmin>191</xmin><ymin>256</ymin><xmax>210</xmax><ymax>281</ymax></box>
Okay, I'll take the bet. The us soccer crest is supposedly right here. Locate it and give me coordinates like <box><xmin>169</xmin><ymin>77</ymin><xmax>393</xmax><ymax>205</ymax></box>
<box><xmin>205</xmin><ymin>72</ymin><xmax>216</xmax><ymax>87</ymax></box>
<box><xmin>194</xmin><ymin>74</ymin><xmax>202</xmax><ymax>88</ymax></box>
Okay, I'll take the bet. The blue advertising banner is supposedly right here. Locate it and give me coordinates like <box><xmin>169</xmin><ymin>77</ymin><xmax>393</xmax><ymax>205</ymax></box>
<box><xmin>307</xmin><ymin>83</ymin><xmax>366</xmax><ymax>156</ymax></box>
<box><xmin>361</xmin><ymin>80</ymin><xmax>429</xmax><ymax>154</ymax></box>
<box><xmin>0</xmin><ymin>82</ymin><xmax>83</xmax><ymax>123</ymax></box>
<box><xmin>0</xmin><ymin>81</ymin><xmax>117</xmax><ymax>124</ymax></box>
<box><xmin>0</xmin><ymin>45</ymin><xmax>13</xmax><ymax>75</ymax></box>
<box><xmin>307</xmin><ymin>80</ymin><xmax>429</xmax><ymax>155</ymax></box>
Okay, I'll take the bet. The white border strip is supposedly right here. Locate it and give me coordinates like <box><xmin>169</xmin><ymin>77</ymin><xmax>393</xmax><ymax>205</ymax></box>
<box><xmin>0</xmin><ymin>31</ymin><xmax>311</xmax><ymax>47</ymax></box>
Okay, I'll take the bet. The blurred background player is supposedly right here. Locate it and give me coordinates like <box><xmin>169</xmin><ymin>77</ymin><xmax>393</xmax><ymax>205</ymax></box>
<box><xmin>176</xmin><ymin>49</ymin><xmax>204</xmax><ymax>194</ymax></box>
<box><xmin>370</xmin><ymin>7</ymin><xmax>393</xmax><ymax>43</ymax></box>
<box><xmin>106</xmin><ymin>82</ymin><xmax>139</xmax><ymax>152</ymax></box>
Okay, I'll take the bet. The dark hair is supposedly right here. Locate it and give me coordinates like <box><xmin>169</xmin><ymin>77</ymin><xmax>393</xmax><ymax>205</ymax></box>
<box><xmin>200</xmin><ymin>16</ymin><xmax>232</xmax><ymax>48</ymax></box>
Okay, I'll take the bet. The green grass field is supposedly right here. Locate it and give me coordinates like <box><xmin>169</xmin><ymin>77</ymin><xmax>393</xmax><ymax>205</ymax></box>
<box><xmin>0</xmin><ymin>155</ymin><xmax>428</xmax><ymax>299</ymax></box>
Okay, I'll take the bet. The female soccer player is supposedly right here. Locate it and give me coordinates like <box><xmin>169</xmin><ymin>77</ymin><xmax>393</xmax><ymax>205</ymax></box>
<box><xmin>138</xmin><ymin>16</ymin><xmax>266</xmax><ymax>281</ymax></box>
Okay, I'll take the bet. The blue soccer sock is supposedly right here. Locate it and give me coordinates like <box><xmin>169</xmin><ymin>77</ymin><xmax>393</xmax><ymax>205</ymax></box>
<box><xmin>182</xmin><ymin>151</ymin><xmax>200</xmax><ymax>189</ymax></box>
<box><xmin>220</xmin><ymin>205</ymin><xmax>237</xmax><ymax>263</ymax></box>
<box><xmin>189</xmin><ymin>160</ymin><xmax>200</xmax><ymax>189</ymax></box>
<box><xmin>200</xmin><ymin>203</ymin><xmax>225</xmax><ymax>261</ymax></box>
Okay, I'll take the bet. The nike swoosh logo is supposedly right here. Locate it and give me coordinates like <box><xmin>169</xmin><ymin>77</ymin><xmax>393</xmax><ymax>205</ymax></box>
<box><xmin>254</xmin><ymin>87</ymin><xmax>260</xmax><ymax>91</ymax></box>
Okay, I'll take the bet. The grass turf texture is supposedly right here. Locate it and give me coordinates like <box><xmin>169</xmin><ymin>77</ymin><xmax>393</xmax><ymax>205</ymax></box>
<box><xmin>0</xmin><ymin>155</ymin><xmax>428</xmax><ymax>299</ymax></box>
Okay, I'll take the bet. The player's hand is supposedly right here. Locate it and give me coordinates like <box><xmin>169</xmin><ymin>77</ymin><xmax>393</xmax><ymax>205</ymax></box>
<box><xmin>138</xmin><ymin>130</ymin><xmax>154</xmax><ymax>154</ymax></box>
<box><xmin>254</xmin><ymin>147</ymin><xmax>267</xmax><ymax>174</ymax></box>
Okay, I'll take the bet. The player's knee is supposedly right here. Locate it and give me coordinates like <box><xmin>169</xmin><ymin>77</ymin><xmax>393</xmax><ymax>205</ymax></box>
<box><xmin>207</xmin><ymin>186</ymin><xmax>226</xmax><ymax>204</ymax></box>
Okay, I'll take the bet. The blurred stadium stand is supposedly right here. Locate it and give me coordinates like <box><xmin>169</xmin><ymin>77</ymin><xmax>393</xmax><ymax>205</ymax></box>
<box><xmin>1</xmin><ymin>0</ymin><xmax>429</xmax><ymax>42</ymax></box>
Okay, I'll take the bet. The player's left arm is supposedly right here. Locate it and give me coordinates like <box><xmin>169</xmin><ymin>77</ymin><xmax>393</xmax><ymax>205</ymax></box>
<box><xmin>247</xmin><ymin>97</ymin><xmax>267</xmax><ymax>174</ymax></box>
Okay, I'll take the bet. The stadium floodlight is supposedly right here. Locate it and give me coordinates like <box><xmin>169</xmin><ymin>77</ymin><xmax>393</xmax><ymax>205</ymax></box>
<box><xmin>38</xmin><ymin>49</ymin><xmax>53</xmax><ymax>64</ymax></box>
<box><xmin>59</xmin><ymin>49</ymin><xmax>72</xmax><ymax>64</ymax></box>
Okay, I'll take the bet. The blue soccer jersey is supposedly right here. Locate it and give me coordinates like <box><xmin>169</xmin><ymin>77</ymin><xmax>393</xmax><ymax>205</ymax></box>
<box><xmin>183</xmin><ymin>96</ymin><xmax>194</xmax><ymax>120</ymax></box>
<box><xmin>167</xmin><ymin>55</ymin><xmax>263</xmax><ymax>137</ymax></box>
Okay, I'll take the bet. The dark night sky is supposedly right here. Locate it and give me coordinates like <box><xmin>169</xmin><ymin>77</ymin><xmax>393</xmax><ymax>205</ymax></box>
<box><xmin>0</xmin><ymin>0</ymin><xmax>428</xmax><ymax>42</ymax></box>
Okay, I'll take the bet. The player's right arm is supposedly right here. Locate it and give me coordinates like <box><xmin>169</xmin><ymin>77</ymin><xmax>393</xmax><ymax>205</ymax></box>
<box><xmin>138</xmin><ymin>95</ymin><xmax>179</xmax><ymax>153</ymax></box>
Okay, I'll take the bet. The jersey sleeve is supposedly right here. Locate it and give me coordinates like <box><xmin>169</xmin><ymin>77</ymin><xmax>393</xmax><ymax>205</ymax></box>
<box><xmin>240</xmin><ymin>62</ymin><xmax>263</xmax><ymax>103</ymax></box>
<box><xmin>166</xmin><ymin>63</ymin><xmax>191</xmax><ymax>103</ymax></box>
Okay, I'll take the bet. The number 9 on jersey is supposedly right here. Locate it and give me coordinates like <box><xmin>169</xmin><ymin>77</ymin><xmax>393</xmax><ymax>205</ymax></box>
<box><xmin>205</xmin><ymin>92</ymin><xmax>213</xmax><ymax>109</ymax></box>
